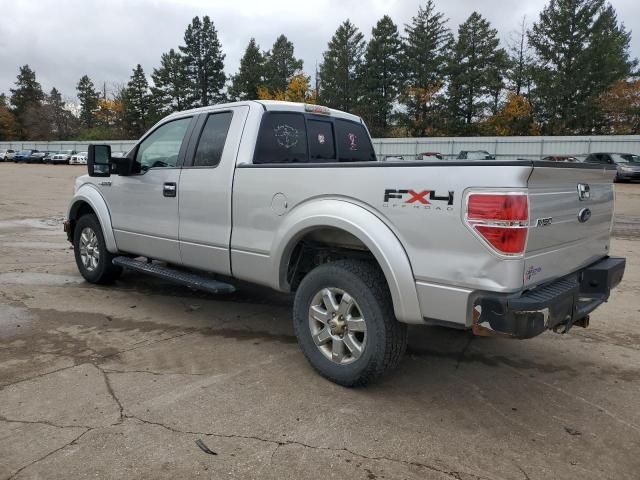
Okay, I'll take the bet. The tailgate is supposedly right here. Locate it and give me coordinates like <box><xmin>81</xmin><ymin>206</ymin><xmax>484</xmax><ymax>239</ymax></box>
<box><xmin>524</xmin><ymin>163</ymin><xmax>616</xmax><ymax>287</ymax></box>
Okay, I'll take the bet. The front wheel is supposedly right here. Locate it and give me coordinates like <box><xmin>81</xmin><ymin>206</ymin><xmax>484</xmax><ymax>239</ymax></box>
<box><xmin>293</xmin><ymin>259</ymin><xmax>407</xmax><ymax>387</ymax></box>
<box><xmin>73</xmin><ymin>214</ymin><xmax>122</xmax><ymax>284</ymax></box>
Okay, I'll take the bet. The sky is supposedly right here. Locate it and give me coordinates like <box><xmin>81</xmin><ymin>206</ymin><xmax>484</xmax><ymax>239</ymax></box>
<box><xmin>1</xmin><ymin>0</ymin><xmax>639</xmax><ymax>102</ymax></box>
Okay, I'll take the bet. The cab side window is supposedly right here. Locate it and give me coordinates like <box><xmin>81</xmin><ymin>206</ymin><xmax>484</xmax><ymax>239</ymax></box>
<box><xmin>136</xmin><ymin>117</ymin><xmax>191</xmax><ymax>172</ymax></box>
<box><xmin>193</xmin><ymin>112</ymin><xmax>233</xmax><ymax>167</ymax></box>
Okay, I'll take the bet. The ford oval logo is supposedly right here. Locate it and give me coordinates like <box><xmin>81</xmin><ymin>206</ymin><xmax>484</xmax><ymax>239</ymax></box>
<box><xmin>578</xmin><ymin>208</ymin><xmax>592</xmax><ymax>223</ymax></box>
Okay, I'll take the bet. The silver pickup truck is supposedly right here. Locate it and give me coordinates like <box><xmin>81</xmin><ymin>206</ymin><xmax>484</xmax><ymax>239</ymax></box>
<box><xmin>65</xmin><ymin>100</ymin><xmax>625</xmax><ymax>386</ymax></box>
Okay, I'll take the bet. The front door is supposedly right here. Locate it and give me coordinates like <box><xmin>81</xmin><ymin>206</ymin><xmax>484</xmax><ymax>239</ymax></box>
<box><xmin>103</xmin><ymin>116</ymin><xmax>194</xmax><ymax>263</ymax></box>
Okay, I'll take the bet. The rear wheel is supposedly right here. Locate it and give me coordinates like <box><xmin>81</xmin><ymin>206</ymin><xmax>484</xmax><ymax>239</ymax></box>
<box><xmin>73</xmin><ymin>214</ymin><xmax>121</xmax><ymax>284</ymax></box>
<box><xmin>293</xmin><ymin>259</ymin><xmax>407</xmax><ymax>387</ymax></box>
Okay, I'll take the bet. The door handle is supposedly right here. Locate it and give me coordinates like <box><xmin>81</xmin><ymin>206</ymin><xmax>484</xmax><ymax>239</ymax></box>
<box><xmin>163</xmin><ymin>182</ymin><xmax>177</xmax><ymax>197</ymax></box>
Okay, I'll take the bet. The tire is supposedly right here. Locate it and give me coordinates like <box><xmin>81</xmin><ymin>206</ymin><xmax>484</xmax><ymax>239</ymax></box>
<box><xmin>293</xmin><ymin>259</ymin><xmax>408</xmax><ymax>387</ymax></box>
<box><xmin>73</xmin><ymin>214</ymin><xmax>122</xmax><ymax>284</ymax></box>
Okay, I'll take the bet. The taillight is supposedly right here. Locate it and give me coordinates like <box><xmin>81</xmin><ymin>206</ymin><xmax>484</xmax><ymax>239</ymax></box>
<box><xmin>466</xmin><ymin>193</ymin><xmax>529</xmax><ymax>255</ymax></box>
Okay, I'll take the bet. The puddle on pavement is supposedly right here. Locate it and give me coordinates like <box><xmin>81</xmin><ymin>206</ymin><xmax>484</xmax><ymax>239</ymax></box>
<box><xmin>0</xmin><ymin>272</ymin><xmax>83</xmax><ymax>286</ymax></box>
<box><xmin>0</xmin><ymin>304</ymin><xmax>33</xmax><ymax>337</ymax></box>
<box><xmin>1</xmin><ymin>241</ymin><xmax>69</xmax><ymax>250</ymax></box>
<box><xmin>0</xmin><ymin>216</ymin><xmax>64</xmax><ymax>231</ymax></box>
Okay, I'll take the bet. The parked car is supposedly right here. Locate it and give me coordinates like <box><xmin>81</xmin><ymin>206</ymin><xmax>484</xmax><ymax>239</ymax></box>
<box><xmin>542</xmin><ymin>155</ymin><xmax>579</xmax><ymax>162</ymax></box>
<box><xmin>457</xmin><ymin>150</ymin><xmax>495</xmax><ymax>160</ymax></box>
<box><xmin>28</xmin><ymin>150</ymin><xmax>50</xmax><ymax>163</ymax></box>
<box><xmin>1</xmin><ymin>149</ymin><xmax>16</xmax><ymax>161</ymax></box>
<box><xmin>49</xmin><ymin>150</ymin><xmax>77</xmax><ymax>164</ymax></box>
<box><xmin>417</xmin><ymin>152</ymin><xmax>444</xmax><ymax>160</ymax></box>
<box><xmin>65</xmin><ymin>100</ymin><xmax>625</xmax><ymax>386</ymax></box>
<box><xmin>381</xmin><ymin>155</ymin><xmax>405</xmax><ymax>162</ymax></box>
<box><xmin>70</xmin><ymin>152</ymin><xmax>88</xmax><ymax>165</ymax></box>
<box><xmin>13</xmin><ymin>149</ymin><xmax>36</xmax><ymax>163</ymax></box>
<box><xmin>584</xmin><ymin>153</ymin><xmax>640</xmax><ymax>182</ymax></box>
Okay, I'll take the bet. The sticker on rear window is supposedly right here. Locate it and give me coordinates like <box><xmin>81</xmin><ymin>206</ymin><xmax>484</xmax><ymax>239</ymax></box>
<box><xmin>347</xmin><ymin>132</ymin><xmax>358</xmax><ymax>150</ymax></box>
<box><xmin>274</xmin><ymin>124</ymin><xmax>299</xmax><ymax>149</ymax></box>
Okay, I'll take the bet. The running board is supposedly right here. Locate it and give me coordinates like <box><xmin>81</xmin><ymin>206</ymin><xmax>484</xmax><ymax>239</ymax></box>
<box><xmin>113</xmin><ymin>256</ymin><xmax>235</xmax><ymax>294</ymax></box>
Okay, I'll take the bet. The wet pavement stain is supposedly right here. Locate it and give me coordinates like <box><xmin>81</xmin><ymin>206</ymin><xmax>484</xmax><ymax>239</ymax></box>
<box><xmin>0</xmin><ymin>241</ymin><xmax>69</xmax><ymax>250</ymax></box>
<box><xmin>0</xmin><ymin>272</ymin><xmax>84</xmax><ymax>286</ymax></box>
<box><xmin>0</xmin><ymin>305</ymin><xmax>34</xmax><ymax>337</ymax></box>
<box><xmin>0</xmin><ymin>216</ymin><xmax>64</xmax><ymax>231</ymax></box>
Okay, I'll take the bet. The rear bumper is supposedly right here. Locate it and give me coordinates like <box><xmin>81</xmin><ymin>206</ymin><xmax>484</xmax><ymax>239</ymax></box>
<box><xmin>474</xmin><ymin>256</ymin><xmax>625</xmax><ymax>338</ymax></box>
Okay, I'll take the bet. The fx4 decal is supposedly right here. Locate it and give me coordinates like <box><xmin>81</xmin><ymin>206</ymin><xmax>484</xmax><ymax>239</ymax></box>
<box><xmin>383</xmin><ymin>189</ymin><xmax>454</xmax><ymax>210</ymax></box>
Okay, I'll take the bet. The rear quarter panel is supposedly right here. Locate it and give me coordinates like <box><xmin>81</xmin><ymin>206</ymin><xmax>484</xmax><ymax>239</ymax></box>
<box><xmin>230</xmin><ymin>163</ymin><xmax>533</xmax><ymax>294</ymax></box>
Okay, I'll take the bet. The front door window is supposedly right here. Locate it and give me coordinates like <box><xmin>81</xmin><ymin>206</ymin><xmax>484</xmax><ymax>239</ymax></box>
<box><xmin>136</xmin><ymin>117</ymin><xmax>191</xmax><ymax>172</ymax></box>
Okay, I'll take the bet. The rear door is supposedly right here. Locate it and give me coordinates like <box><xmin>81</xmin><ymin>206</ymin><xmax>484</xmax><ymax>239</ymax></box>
<box><xmin>524</xmin><ymin>164</ymin><xmax>616</xmax><ymax>287</ymax></box>
<box><xmin>178</xmin><ymin>106</ymin><xmax>249</xmax><ymax>274</ymax></box>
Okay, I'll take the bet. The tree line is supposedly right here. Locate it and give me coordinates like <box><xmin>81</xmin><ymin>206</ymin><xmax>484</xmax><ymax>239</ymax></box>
<box><xmin>0</xmin><ymin>0</ymin><xmax>638</xmax><ymax>141</ymax></box>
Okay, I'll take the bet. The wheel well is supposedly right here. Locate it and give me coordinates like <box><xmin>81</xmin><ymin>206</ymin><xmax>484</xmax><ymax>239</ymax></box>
<box><xmin>286</xmin><ymin>227</ymin><xmax>380</xmax><ymax>291</ymax></box>
<box><xmin>67</xmin><ymin>201</ymin><xmax>96</xmax><ymax>240</ymax></box>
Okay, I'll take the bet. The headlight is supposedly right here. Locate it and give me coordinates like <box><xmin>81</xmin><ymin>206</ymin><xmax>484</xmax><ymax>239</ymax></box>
<box><xmin>620</xmin><ymin>165</ymin><xmax>632</xmax><ymax>172</ymax></box>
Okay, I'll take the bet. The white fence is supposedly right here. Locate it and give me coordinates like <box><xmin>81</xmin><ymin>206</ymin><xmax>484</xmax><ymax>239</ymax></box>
<box><xmin>2</xmin><ymin>135</ymin><xmax>639</xmax><ymax>159</ymax></box>
<box><xmin>0</xmin><ymin>140</ymin><xmax>136</xmax><ymax>155</ymax></box>
<box><xmin>371</xmin><ymin>135</ymin><xmax>640</xmax><ymax>160</ymax></box>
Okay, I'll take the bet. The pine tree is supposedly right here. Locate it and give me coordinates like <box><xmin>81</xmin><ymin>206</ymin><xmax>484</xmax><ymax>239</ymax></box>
<box><xmin>263</xmin><ymin>35</ymin><xmax>303</xmax><ymax>94</ymax></box>
<box><xmin>446</xmin><ymin>12</ymin><xmax>508</xmax><ymax>133</ymax></box>
<box><xmin>507</xmin><ymin>16</ymin><xmax>534</xmax><ymax>97</ymax></box>
<box><xmin>319</xmin><ymin>20</ymin><xmax>366</xmax><ymax>112</ymax></box>
<box><xmin>123</xmin><ymin>64</ymin><xmax>155</xmax><ymax>137</ymax></box>
<box><xmin>9</xmin><ymin>65</ymin><xmax>45</xmax><ymax>139</ymax></box>
<box><xmin>179</xmin><ymin>16</ymin><xmax>226</xmax><ymax>107</ymax></box>
<box><xmin>360</xmin><ymin>16</ymin><xmax>403</xmax><ymax>137</ymax></box>
<box><xmin>401</xmin><ymin>1</ymin><xmax>452</xmax><ymax>136</ymax></box>
<box><xmin>151</xmin><ymin>49</ymin><xmax>189</xmax><ymax>114</ymax></box>
<box><xmin>528</xmin><ymin>0</ymin><xmax>636</xmax><ymax>133</ymax></box>
<box><xmin>0</xmin><ymin>93</ymin><xmax>19</xmax><ymax>140</ymax></box>
<box><xmin>43</xmin><ymin>88</ymin><xmax>76</xmax><ymax>139</ymax></box>
<box><xmin>228</xmin><ymin>38</ymin><xmax>266</xmax><ymax>101</ymax></box>
<box><xmin>76</xmin><ymin>75</ymin><xmax>100</xmax><ymax>129</ymax></box>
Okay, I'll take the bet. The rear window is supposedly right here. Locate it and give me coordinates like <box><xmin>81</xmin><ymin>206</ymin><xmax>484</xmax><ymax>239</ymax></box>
<box><xmin>308</xmin><ymin>120</ymin><xmax>335</xmax><ymax>161</ymax></box>
<box><xmin>253</xmin><ymin>112</ymin><xmax>376</xmax><ymax>164</ymax></box>
<box><xmin>254</xmin><ymin>113</ymin><xmax>307</xmax><ymax>164</ymax></box>
<box><xmin>334</xmin><ymin>119</ymin><xmax>376</xmax><ymax>162</ymax></box>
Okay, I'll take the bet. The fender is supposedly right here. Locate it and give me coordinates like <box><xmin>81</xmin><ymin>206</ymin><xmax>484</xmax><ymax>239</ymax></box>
<box><xmin>272</xmin><ymin>199</ymin><xmax>423</xmax><ymax>324</ymax></box>
<box><xmin>67</xmin><ymin>184</ymin><xmax>118</xmax><ymax>253</ymax></box>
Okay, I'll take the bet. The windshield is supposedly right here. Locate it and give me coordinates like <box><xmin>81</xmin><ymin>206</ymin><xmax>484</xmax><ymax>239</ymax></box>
<box><xmin>467</xmin><ymin>151</ymin><xmax>491</xmax><ymax>160</ymax></box>
<box><xmin>19</xmin><ymin>150</ymin><xmax>30</xmax><ymax>155</ymax></box>
<box><xmin>615</xmin><ymin>153</ymin><xmax>640</xmax><ymax>164</ymax></box>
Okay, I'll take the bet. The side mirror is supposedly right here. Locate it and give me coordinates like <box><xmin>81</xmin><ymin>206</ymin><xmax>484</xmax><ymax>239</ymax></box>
<box><xmin>88</xmin><ymin>144</ymin><xmax>111</xmax><ymax>177</ymax></box>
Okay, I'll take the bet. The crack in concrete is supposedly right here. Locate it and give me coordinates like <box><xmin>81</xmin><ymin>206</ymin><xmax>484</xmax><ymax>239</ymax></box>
<box><xmin>95</xmin><ymin>365</ymin><xmax>124</xmax><ymax>425</ymax></box>
<box><xmin>515</xmin><ymin>463</ymin><xmax>531</xmax><ymax>480</ymax></box>
<box><xmin>0</xmin><ymin>330</ymin><xmax>195</xmax><ymax>391</ymax></box>
<box><xmin>455</xmin><ymin>334</ymin><xmax>474</xmax><ymax>370</ymax></box>
<box><xmin>0</xmin><ymin>363</ymin><xmax>80</xmax><ymax>390</ymax></box>
<box><xmin>6</xmin><ymin>428</ymin><xmax>92</xmax><ymax>480</ymax></box>
<box><xmin>0</xmin><ymin>416</ymin><xmax>94</xmax><ymax>430</ymax></box>
<box><xmin>123</xmin><ymin>413</ymin><xmax>478</xmax><ymax>480</ymax></box>
<box><xmin>102</xmin><ymin>368</ymin><xmax>205</xmax><ymax>377</ymax></box>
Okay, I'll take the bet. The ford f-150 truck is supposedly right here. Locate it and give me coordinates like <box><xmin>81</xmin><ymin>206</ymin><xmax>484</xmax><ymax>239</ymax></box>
<box><xmin>64</xmin><ymin>100</ymin><xmax>625</xmax><ymax>386</ymax></box>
